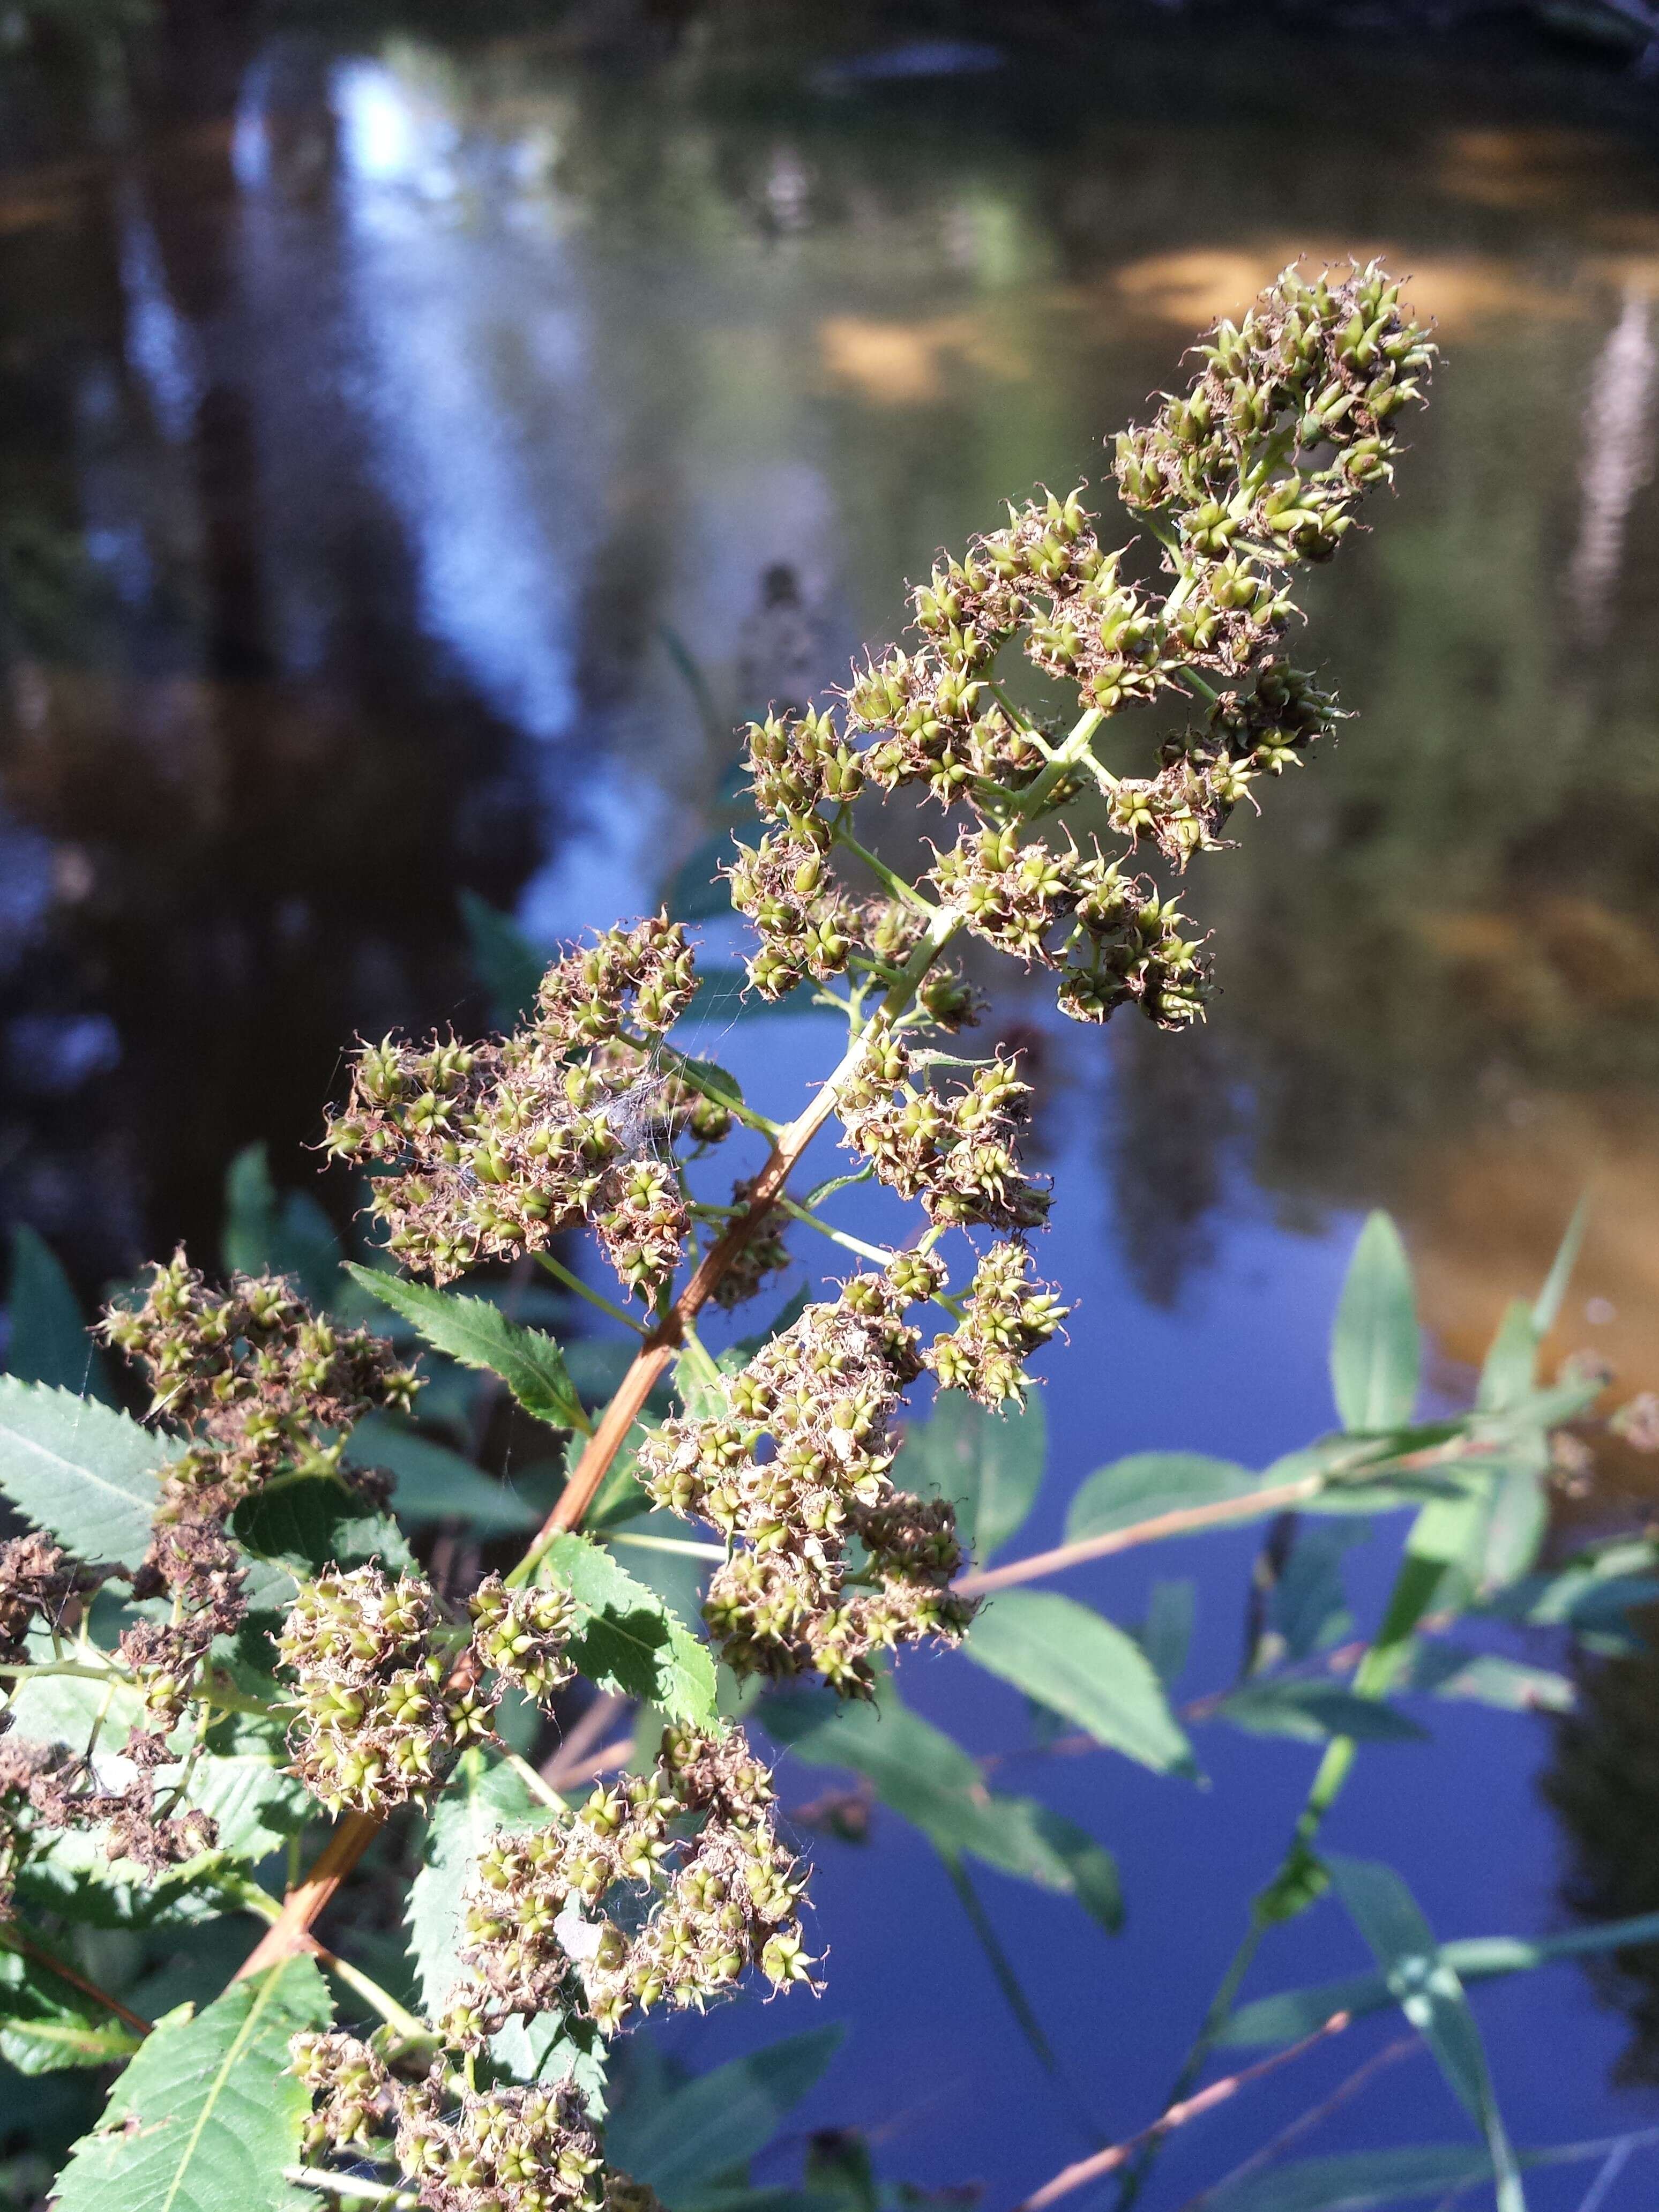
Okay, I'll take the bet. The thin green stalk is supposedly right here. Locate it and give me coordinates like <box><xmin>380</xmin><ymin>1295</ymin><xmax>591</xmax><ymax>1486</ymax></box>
<box><xmin>286</xmin><ymin>2167</ymin><xmax>419</xmax><ymax>2207</ymax></box>
<box><xmin>534</xmin><ymin>1251</ymin><xmax>647</xmax><ymax>1342</ymax></box>
<box><xmin>776</xmin><ymin>1195</ymin><xmax>898</xmax><ymax>1272</ymax></box>
<box><xmin>834</xmin><ymin>826</ymin><xmax>939</xmax><ymax>917</ymax></box>
<box><xmin>606</xmin><ymin>1529</ymin><xmax>728</xmax><ymax>1563</ymax></box>
<box><xmin>501</xmin><ymin>1747</ymin><xmax>568</xmax><ymax>1814</ymax></box>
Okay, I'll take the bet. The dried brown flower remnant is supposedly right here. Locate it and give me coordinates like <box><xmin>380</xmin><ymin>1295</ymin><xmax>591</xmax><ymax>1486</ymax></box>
<box><xmin>325</xmin><ymin>918</ymin><xmax>728</xmax><ymax>1297</ymax></box>
<box><xmin>0</xmin><ymin>1535</ymin><xmax>103</xmax><ymax>1664</ymax></box>
<box><xmin>454</xmin><ymin>1724</ymin><xmax>809</xmax><ymax>2036</ymax></box>
<box><xmin>640</xmin><ymin>1266</ymin><xmax>973</xmax><ymax>1694</ymax></box>
<box><xmin>276</xmin><ymin>1567</ymin><xmax>497</xmax><ymax>1814</ymax></box>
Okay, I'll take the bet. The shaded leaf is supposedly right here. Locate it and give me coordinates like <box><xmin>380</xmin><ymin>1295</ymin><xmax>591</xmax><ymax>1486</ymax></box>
<box><xmin>0</xmin><ymin>1379</ymin><xmax>169</xmax><ymax>1571</ymax></box>
<box><xmin>966</xmin><ymin>1590</ymin><xmax>1194</xmax><ymax>1775</ymax></box>
<box><xmin>6</xmin><ymin>1226</ymin><xmax>114</xmax><ymax>1402</ymax></box>
<box><xmin>761</xmin><ymin>1687</ymin><xmax>1120</xmax><ymax>1929</ymax></box>
<box><xmin>460</xmin><ymin>891</ymin><xmax>545</xmax><ymax>1028</ymax></box>
<box><xmin>222</xmin><ymin>1144</ymin><xmax>341</xmax><ymax>1306</ymax></box>
<box><xmin>1217</xmin><ymin>1682</ymin><xmax>1428</xmax><ymax>1745</ymax></box>
<box><xmin>1139</xmin><ymin>1579</ymin><xmax>1194</xmax><ymax>1694</ymax></box>
<box><xmin>1410</xmin><ymin>1645</ymin><xmax>1575</xmax><ymax>1714</ymax></box>
<box><xmin>1272</xmin><ymin>1524</ymin><xmax>1361</xmax><ymax>1662</ymax></box>
<box><xmin>347</xmin><ymin>1265</ymin><xmax>585</xmax><ymax>1431</ymax></box>
<box><xmin>902</xmin><ymin>1393</ymin><xmax>1045</xmax><ymax>1566</ymax></box>
<box><xmin>349</xmin><ymin>1412</ymin><xmax>539</xmax><ymax>1536</ymax></box>
<box><xmin>1331</xmin><ymin>1213</ymin><xmax>1419</xmax><ymax>1433</ymax></box>
<box><xmin>489</xmin><ymin>2008</ymin><xmax>608</xmax><ymax>2113</ymax></box>
<box><xmin>540</xmin><ymin>1531</ymin><xmax>718</xmax><ymax>1728</ymax></box>
<box><xmin>231</xmin><ymin>1476</ymin><xmax>413</xmax><ymax>1576</ymax></box>
<box><xmin>610</xmin><ymin>2026</ymin><xmax>844</xmax><ymax>2200</ymax></box>
<box><xmin>407</xmin><ymin>1750</ymin><xmax>545</xmax><ymax>2015</ymax></box>
<box><xmin>0</xmin><ymin>1945</ymin><xmax>141</xmax><ymax>2074</ymax></box>
<box><xmin>1065</xmin><ymin>1451</ymin><xmax>1255</xmax><ymax>1542</ymax></box>
<box><xmin>52</xmin><ymin>1954</ymin><xmax>331</xmax><ymax>2212</ymax></box>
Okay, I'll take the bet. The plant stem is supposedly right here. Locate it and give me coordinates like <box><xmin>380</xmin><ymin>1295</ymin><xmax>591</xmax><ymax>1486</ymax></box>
<box><xmin>534</xmin><ymin>1252</ymin><xmax>646</xmax><ymax>1343</ymax></box>
<box><xmin>776</xmin><ymin>1195</ymin><xmax>896</xmax><ymax>1271</ymax></box>
<box><xmin>500</xmin><ymin>1747</ymin><xmax>569</xmax><ymax>1813</ymax></box>
<box><xmin>286</xmin><ymin>2166</ymin><xmax>419</xmax><ymax>2207</ymax></box>
<box><xmin>605</xmin><ymin>1530</ymin><xmax>728</xmax><ymax>1562</ymax></box>
<box><xmin>957</xmin><ymin>1475</ymin><xmax>1328</xmax><ymax>1596</ymax></box>
<box><xmin>0</xmin><ymin>1921</ymin><xmax>152</xmax><ymax>2036</ymax></box>
<box><xmin>834</xmin><ymin>826</ymin><xmax>939</xmax><ymax>917</ymax></box>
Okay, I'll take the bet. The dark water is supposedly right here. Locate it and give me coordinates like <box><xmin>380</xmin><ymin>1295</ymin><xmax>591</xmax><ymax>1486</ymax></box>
<box><xmin>4</xmin><ymin>4</ymin><xmax>1659</xmax><ymax>2204</ymax></box>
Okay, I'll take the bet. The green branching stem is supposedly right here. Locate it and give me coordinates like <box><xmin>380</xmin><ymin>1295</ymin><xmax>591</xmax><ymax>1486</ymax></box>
<box><xmin>534</xmin><ymin>1252</ymin><xmax>648</xmax><ymax>1339</ymax></box>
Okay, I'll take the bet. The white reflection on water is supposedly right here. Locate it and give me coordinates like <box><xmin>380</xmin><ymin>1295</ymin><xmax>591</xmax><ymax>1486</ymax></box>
<box><xmin>327</xmin><ymin>57</ymin><xmax>585</xmax><ymax>746</ymax></box>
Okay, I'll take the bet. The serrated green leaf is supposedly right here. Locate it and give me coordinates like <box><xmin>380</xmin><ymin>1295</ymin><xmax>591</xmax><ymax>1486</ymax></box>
<box><xmin>540</xmin><ymin>1531</ymin><xmax>718</xmax><ymax>1728</ymax></box>
<box><xmin>0</xmin><ymin>1380</ymin><xmax>169</xmax><ymax>1570</ymax></box>
<box><xmin>1327</xmin><ymin>1855</ymin><xmax>1525</xmax><ymax>2212</ymax></box>
<box><xmin>460</xmin><ymin>891</ymin><xmax>546</xmax><ymax>1028</ymax></box>
<box><xmin>1223</xmin><ymin>1908</ymin><xmax>1659</xmax><ymax>2051</ymax></box>
<box><xmin>489</xmin><ymin>2008</ymin><xmax>608</xmax><ymax>2113</ymax></box>
<box><xmin>761</xmin><ymin>1686</ymin><xmax>1120</xmax><ymax>1926</ymax></box>
<box><xmin>0</xmin><ymin>1945</ymin><xmax>141</xmax><ymax>2074</ymax></box>
<box><xmin>902</xmin><ymin>1393</ymin><xmax>1045</xmax><ymax>1566</ymax></box>
<box><xmin>231</xmin><ymin>1477</ymin><xmax>413</xmax><ymax>1576</ymax></box>
<box><xmin>1331</xmin><ymin>1213</ymin><xmax>1419</xmax><ymax>1433</ymax></box>
<box><xmin>610</xmin><ymin>2026</ymin><xmax>844</xmax><ymax>2200</ymax></box>
<box><xmin>349</xmin><ymin>1413</ymin><xmax>539</xmax><ymax>1536</ymax></box>
<box><xmin>1065</xmin><ymin>1452</ymin><xmax>1256</xmax><ymax>1542</ymax></box>
<box><xmin>966</xmin><ymin>1590</ymin><xmax>1194</xmax><ymax>1775</ymax></box>
<box><xmin>346</xmin><ymin>1266</ymin><xmax>585</xmax><ymax>1432</ymax></box>
<box><xmin>52</xmin><ymin>1954</ymin><xmax>331</xmax><ymax>2212</ymax></box>
<box><xmin>1217</xmin><ymin>1682</ymin><xmax>1428</xmax><ymax>1745</ymax></box>
<box><xmin>6</xmin><ymin>1226</ymin><xmax>115</xmax><ymax>1403</ymax></box>
<box><xmin>407</xmin><ymin>1748</ymin><xmax>546</xmax><ymax>2015</ymax></box>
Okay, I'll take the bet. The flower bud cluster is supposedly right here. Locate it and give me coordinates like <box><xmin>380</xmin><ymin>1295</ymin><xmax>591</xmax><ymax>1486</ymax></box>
<box><xmin>835</xmin><ymin>1036</ymin><xmax>1051</xmax><ymax>1233</ymax></box>
<box><xmin>103</xmin><ymin>1251</ymin><xmax>420</xmax><ymax>1523</ymax></box>
<box><xmin>290</xmin><ymin>2034</ymin><xmax>661</xmax><ymax>2212</ymax></box>
<box><xmin>452</xmin><ymin>1725</ymin><xmax>809</xmax><ymax>2037</ymax></box>
<box><xmin>639</xmin><ymin>1267</ymin><xmax>974</xmax><ymax>1695</ymax></box>
<box><xmin>1115</xmin><ymin>263</ymin><xmax>1433</xmax><ymax>618</ymax></box>
<box><xmin>467</xmin><ymin>1574</ymin><xmax>577</xmax><ymax>1705</ymax></box>
<box><xmin>924</xmin><ymin>1243</ymin><xmax>1068</xmax><ymax>1408</ymax></box>
<box><xmin>276</xmin><ymin>1567</ymin><xmax>497</xmax><ymax>1814</ymax></box>
<box><xmin>325</xmin><ymin>921</ymin><xmax>727</xmax><ymax>1299</ymax></box>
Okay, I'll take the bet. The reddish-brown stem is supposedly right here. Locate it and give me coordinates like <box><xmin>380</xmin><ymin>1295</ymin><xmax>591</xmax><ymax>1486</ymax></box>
<box><xmin>1</xmin><ymin>1923</ymin><xmax>152</xmax><ymax>2036</ymax></box>
<box><xmin>231</xmin><ymin>1053</ymin><xmax>854</xmax><ymax>1981</ymax></box>
<box><xmin>1012</xmin><ymin>2011</ymin><xmax>1355</xmax><ymax>2212</ymax></box>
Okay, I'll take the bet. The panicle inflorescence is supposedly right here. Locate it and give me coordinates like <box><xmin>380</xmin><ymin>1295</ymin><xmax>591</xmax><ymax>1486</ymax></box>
<box><xmin>450</xmin><ymin>1723</ymin><xmax>810</xmax><ymax>2039</ymax></box>
<box><xmin>290</xmin><ymin>2034</ymin><xmax>662</xmax><ymax>2212</ymax></box>
<box><xmin>325</xmin><ymin>918</ymin><xmax>729</xmax><ymax>1299</ymax></box>
<box><xmin>638</xmin><ymin>1264</ymin><xmax>974</xmax><ymax>1696</ymax></box>
<box><xmin>275</xmin><ymin>1568</ymin><xmax>580</xmax><ymax>1814</ymax></box>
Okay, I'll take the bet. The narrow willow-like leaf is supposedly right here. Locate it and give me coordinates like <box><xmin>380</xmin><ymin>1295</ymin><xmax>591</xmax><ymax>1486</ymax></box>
<box><xmin>540</xmin><ymin>1530</ymin><xmax>718</xmax><ymax>1728</ymax></box>
<box><xmin>0</xmin><ymin>1379</ymin><xmax>169</xmax><ymax>1570</ymax></box>
<box><xmin>1064</xmin><ymin>1451</ymin><xmax>1256</xmax><ymax>1542</ymax></box>
<box><xmin>965</xmin><ymin>1590</ymin><xmax>1195</xmax><ymax>1775</ymax></box>
<box><xmin>407</xmin><ymin>1748</ymin><xmax>545</xmax><ymax>2014</ymax></box>
<box><xmin>609</xmin><ymin>2025</ymin><xmax>843</xmax><ymax>2199</ymax></box>
<box><xmin>52</xmin><ymin>1954</ymin><xmax>331</xmax><ymax>2212</ymax></box>
<box><xmin>1410</xmin><ymin>1645</ymin><xmax>1575</xmax><ymax>1714</ymax></box>
<box><xmin>1206</xmin><ymin>2135</ymin><xmax>1659</xmax><ymax>2212</ymax></box>
<box><xmin>1328</xmin><ymin>1854</ymin><xmax>1525</xmax><ymax>2212</ymax></box>
<box><xmin>762</xmin><ymin>1686</ymin><xmax>1121</xmax><ymax>1929</ymax></box>
<box><xmin>1217</xmin><ymin>1682</ymin><xmax>1428</xmax><ymax>1745</ymax></box>
<box><xmin>1330</xmin><ymin>1213</ymin><xmax>1420</xmax><ymax>1433</ymax></box>
<box><xmin>1139</xmin><ymin>1579</ymin><xmax>1195</xmax><ymax>1693</ymax></box>
<box><xmin>902</xmin><ymin>1391</ymin><xmax>1045</xmax><ymax>1565</ymax></box>
<box><xmin>6</xmin><ymin>1225</ymin><xmax>115</xmax><ymax>1402</ymax></box>
<box><xmin>1222</xmin><ymin>1907</ymin><xmax>1659</xmax><ymax>2049</ymax></box>
<box><xmin>346</xmin><ymin>1264</ymin><xmax>586</xmax><ymax>1431</ymax></box>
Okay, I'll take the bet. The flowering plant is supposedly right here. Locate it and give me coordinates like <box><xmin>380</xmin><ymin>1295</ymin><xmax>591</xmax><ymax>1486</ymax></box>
<box><xmin>0</xmin><ymin>263</ymin><xmax>1650</xmax><ymax>2212</ymax></box>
